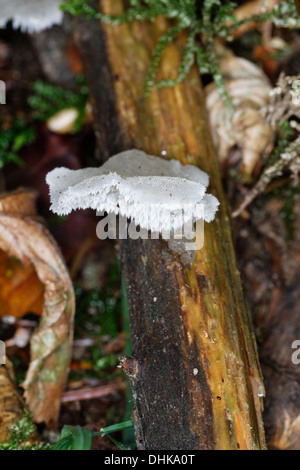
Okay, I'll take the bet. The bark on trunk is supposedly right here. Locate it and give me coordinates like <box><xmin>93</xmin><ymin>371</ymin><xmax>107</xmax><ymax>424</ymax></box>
<box><xmin>74</xmin><ymin>0</ymin><xmax>266</xmax><ymax>450</ymax></box>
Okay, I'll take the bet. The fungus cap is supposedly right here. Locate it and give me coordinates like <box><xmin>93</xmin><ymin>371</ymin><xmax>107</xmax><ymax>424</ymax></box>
<box><xmin>0</xmin><ymin>0</ymin><xmax>63</xmax><ymax>33</ymax></box>
<box><xmin>46</xmin><ymin>149</ymin><xmax>219</xmax><ymax>236</ymax></box>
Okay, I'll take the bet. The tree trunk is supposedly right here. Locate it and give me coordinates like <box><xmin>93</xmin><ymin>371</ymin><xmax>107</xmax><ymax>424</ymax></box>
<box><xmin>74</xmin><ymin>0</ymin><xmax>266</xmax><ymax>450</ymax></box>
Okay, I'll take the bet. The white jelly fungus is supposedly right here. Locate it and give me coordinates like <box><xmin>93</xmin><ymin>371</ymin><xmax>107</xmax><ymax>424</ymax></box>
<box><xmin>0</xmin><ymin>0</ymin><xmax>63</xmax><ymax>33</ymax></box>
<box><xmin>46</xmin><ymin>149</ymin><xmax>219</xmax><ymax>241</ymax></box>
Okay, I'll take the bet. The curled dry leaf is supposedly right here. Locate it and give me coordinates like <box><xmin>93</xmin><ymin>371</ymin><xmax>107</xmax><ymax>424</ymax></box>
<box><xmin>205</xmin><ymin>50</ymin><xmax>274</xmax><ymax>180</ymax></box>
<box><xmin>0</xmin><ymin>188</ymin><xmax>75</xmax><ymax>424</ymax></box>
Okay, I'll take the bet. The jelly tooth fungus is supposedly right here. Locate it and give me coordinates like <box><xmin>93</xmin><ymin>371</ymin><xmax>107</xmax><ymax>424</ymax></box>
<box><xmin>46</xmin><ymin>149</ymin><xmax>219</xmax><ymax>253</ymax></box>
<box><xmin>0</xmin><ymin>0</ymin><xmax>63</xmax><ymax>33</ymax></box>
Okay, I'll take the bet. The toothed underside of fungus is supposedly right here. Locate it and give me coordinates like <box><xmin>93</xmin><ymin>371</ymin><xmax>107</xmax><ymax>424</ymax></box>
<box><xmin>46</xmin><ymin>149</ymin><xmax>220</xmax><ymax>235</ymax></box>
<box><xmin>0</xmin><ymin>0</ymin><xmax>63</xmax><ymax>32</ymax></box>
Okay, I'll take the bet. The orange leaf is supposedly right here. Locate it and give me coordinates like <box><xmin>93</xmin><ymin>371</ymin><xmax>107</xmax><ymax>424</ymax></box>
<box><xmin>0</xmin><ymin>251</ymin><xmax>44</xmax><ymax>318</ymax></box>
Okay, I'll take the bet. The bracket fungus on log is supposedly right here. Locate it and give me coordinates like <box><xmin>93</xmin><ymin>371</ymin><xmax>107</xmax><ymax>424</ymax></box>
<box><xmin>46</xmin><ymin>149</ymin><xmax>219</xmax><ymax>250</ymax></box>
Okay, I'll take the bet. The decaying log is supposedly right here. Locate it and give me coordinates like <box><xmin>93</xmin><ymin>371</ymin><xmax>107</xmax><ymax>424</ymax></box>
<box><xmin>74</xmin><ymin>0</ymin><xmax>266</xmax><ymax>449</ymax></box>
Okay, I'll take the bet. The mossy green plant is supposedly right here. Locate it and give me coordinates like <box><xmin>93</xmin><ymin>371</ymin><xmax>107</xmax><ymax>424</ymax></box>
<box><xmin>0</xmin><ymin>77</ymin><xmax>89</xmax><ymax>170</ymax></box>
<box><xmin>60</xmin><ymin>0</ymin><xmax>300</xmax><ymax>106</ymax></box>
<box><xmin>0</xmin><ymin>118</ymin><xmax>35</xmax><ymax>169</ymax></box>
<box><xmin>0</xmin><ymin>410</ymin><xmax>51</xmax><ymax>450</ymax></box>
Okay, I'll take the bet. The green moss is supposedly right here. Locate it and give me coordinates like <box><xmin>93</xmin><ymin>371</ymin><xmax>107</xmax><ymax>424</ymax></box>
<box><xmin>0</xmin><ymin>410</ymin><xmax>51</xmax><ymax>450</ymax></box>
<box><xmin>0</xmin><ymin>119</ymin><xmax>35</xmax><ymax>169</ymax></box>
<box><xmin>0</xmin><ymin>77</ymin><xmax>89</xmax><ymax>170</ymax></box>
<box><xmin>61</xmin><ymin>0</ymin><xmax>300</xmax><ymax>105</ymax></box>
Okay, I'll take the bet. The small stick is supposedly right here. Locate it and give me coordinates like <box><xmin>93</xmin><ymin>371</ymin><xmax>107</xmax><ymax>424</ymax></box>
<box><xmin>61</xmin><ymin>384</ymin><xmax>120</xmax><ymax>403</ymax></box>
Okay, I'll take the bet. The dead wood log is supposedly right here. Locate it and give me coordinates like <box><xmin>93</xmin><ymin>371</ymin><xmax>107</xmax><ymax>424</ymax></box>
<box><xmin>73</xmin><ymin>0</ymin><xmax>266</xmax><ymax>450</ymax></box>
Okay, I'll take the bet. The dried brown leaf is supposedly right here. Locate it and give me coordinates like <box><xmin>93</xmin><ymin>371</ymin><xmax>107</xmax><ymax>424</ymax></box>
<box><xmin>205</xmin><ymin>52</ymin><xmax>274</xmax><ymax>180</ymax></box>
<box><xmin>0</xmin><ymin>188</ymin><xmax>75</xmax><ymax>423</ymax></box>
